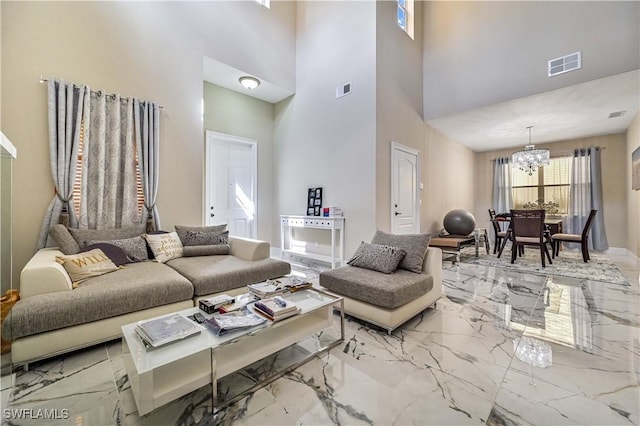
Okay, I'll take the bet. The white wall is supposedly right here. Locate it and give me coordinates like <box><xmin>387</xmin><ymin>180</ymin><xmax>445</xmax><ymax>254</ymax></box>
<box><xmin>1</xmin><ymin>1</ymin><xmax>296</xmax><ymax>287</ymax></box>
<box><xmin>203</xmin><ymin>82</ymin><xmax>276</xmax><ymax>244</ymax></box>
<box><xmin>375</xmin><ymin>0</ymin><xmax>425</xmax><ymax>232</ymax></box>
<box><xmin>274</xmin><ymin>1</ymin><xmax>377</xmax><ymax>257</ymax></box>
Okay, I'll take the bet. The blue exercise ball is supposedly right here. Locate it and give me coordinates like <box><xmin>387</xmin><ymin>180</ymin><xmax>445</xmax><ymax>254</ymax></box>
<box><xmin>443</xmin><ymin>209</ymin><xmax>476</xmax><ymax>236</ymax></box>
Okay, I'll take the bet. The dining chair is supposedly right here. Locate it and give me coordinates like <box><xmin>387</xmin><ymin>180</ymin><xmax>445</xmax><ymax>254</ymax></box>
<box><xmin>509</xmin><ymin>209</ymin><xmax>553</xmax><ymax>267</ymax></box>
<box><xmin>488</xmin><ymin>209</ymin><xmax>508</xmax><ymax>254</ymax></box>
<box><xmin>551</xmin><ymin>209</ymin><xmax>597</xmax><ymax>262</ymax></box>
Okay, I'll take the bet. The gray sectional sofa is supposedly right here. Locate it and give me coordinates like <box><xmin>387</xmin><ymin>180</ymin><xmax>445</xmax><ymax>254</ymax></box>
<box><xmin>3</xmin><ymin>234</ymin><xmax>290</xmax><ymax>368</ymax></box>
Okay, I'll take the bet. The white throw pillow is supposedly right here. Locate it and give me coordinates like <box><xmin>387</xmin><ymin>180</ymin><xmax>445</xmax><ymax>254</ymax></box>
<box><xmin>144</xmin><ymin>232</ymin><xmax>184</xmax><ymax>263</ymax></box>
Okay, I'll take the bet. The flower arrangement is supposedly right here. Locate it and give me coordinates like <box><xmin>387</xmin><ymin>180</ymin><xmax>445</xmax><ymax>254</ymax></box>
<box><xmin>522</xmin><ymin>199</ymin><xmax>560</xmax><ymax>215</ymax></box>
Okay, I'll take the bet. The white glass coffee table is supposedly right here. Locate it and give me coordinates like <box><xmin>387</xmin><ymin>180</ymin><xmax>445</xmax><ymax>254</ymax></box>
<box><xmin>121</xmin><ymin>289</ymin><xmax>344</xmax><ymax>416</ymax></box>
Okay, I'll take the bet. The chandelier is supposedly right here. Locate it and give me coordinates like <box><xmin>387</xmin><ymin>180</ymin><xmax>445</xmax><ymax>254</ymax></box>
<box><xmin>512</xmin><ymin>126</ymin><xmax>550</xmax><ymax>176</ymax></box>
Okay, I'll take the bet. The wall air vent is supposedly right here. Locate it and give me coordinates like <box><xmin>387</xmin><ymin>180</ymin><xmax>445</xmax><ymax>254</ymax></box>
<box><xmin>336</xmin><ymin>82</ymin><xmax>352</xmax><ymax>99</ymax></box>
<box><xmin>548</xmin><ymin>51</ymin><xmax>581</xmax><ymax>77</ymax></box>
<box><xmin>608</xmin><ymin>111</ymin><xmax>626</xmax><ymax>118</ymax></box>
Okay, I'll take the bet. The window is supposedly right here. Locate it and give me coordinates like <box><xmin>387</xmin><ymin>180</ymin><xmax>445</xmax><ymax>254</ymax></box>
<box><xmin>397</xmin><ymin>0</ymin><xmax>414</xmax><ymax>39</ymax></box>
<box><xmin>512</xmin><ymin>156</ymin><xmax>571</xmax><ymax>214</ymax></box>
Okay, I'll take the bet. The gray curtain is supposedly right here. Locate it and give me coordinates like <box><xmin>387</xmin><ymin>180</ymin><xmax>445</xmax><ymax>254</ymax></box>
<box><xmin>79</xmin><ymin>92</ymin><xmax>140</xmax><ymax>229</ymax></box>
<box><xmin>568</xmin><ymin>147</ymin><xmax>608</xmax><ymax>250</ymax></box>
<box><xmin>37</xmin><ymin>80</ymin><xmax>89</xmax><ymax>248</ymax></box>
<box><xmin>134</xmin><ymin>99</ymin><xmax>161</xmax><ymax>232</ymax></box>
<box><xmin>492</xmin><ymin>157</ymin><xmax>513</xmax><ymax>213</ymax></box>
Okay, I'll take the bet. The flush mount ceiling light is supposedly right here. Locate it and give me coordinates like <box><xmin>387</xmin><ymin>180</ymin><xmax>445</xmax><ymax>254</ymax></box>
<box><xmin>512</xmin><ymin>126</ymin><xmax>550</xmax><ymax>176</ymax></box>
<box><xmin>239</xmin><ymin>76</ymin><xmax>260</xmax><ymax>90</ymax></box>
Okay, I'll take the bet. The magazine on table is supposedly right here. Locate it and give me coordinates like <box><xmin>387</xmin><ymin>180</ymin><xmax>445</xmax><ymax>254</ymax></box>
<box><xmin>134</xmin><ymin>313</ymin><xmax>202</xmax><ymax>349</ymax></box>
<box><xmin>248</xmin><ymin>276</ymin><xmax>312</xmax><ymax>298</ymax></box>
<box><xmin>204</xmin><ymin>308</ymin><xmax>267</xmax><ymax>336</ymax></box>
<box><xmin>219</xmin><ymin>293</ymin><xmax>259</xmax><ymax>313</ymax></box>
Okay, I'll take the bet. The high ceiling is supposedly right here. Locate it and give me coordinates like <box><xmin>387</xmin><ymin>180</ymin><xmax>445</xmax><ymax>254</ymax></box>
<box><xmin>203</xmin><ymin>2</ymin><xmax>639</xmax><ymax>153</ymax></box>
<box><xmin>426</xmin><ymin>70</ymin><xmax>640</xmax><ymax>152</ymax></box>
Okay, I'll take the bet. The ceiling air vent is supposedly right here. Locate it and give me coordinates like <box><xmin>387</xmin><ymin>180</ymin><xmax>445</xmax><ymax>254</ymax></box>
<box><xmin>548</xmin><ymin>51</ymin><xmax>581</xmax><ymax>77</ymax></box>
<box><xmin>608</xmin><ymin>111</ymin><xmax>626</xmax><ymax>118</ymax></box>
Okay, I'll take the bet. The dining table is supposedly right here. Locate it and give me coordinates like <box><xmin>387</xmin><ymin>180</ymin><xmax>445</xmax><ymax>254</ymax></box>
<box><xmin>491</xmin><ymin>214</ymin><xmax>563</xmax><ymax>257</ymax></box>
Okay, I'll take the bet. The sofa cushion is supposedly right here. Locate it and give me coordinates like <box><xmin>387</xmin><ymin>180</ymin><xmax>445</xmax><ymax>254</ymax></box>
<box><xmin>182</xmin><ymin>245</ymin><xmax>230</xmax><ymax>257</ymax></box>
<box><xmin>80</xmin><ymin>243</ymin><xmax>131</xmax><ymax>267</ymax></box>
<box><xmin>347</xmin><ymin>242</ymin><xmax>406</xmax><ymax>274</ymax></box>
<box><xmin>2</xmin><ymin>262</ymin><xmax>194</xmax><ymax>339</ymax></box>
<box><xmin>166</xmin><ymin>255</ymin><xmax>291</xmax><ymax>296</ymax></box>
<box><xmin>56</xmin><ymin>249</ymin><xmax>119</xmax><ymax>286</ymax></box>
<box><xmin>319</xmin><ymin>266</ymin><xmax>433</xmax><ymax>309</ymax></box>
<box><xmin>68</xmin><ymin>223</ymin><xmax>146</xmax><ymax>248</ymax></box>
<box><xmin>144</xmin><ymin>232</ymin><xmax>184</xmax><ymax>263</ymax></box>
<box><xmin>49</xmin><ymin>224</ymin><xmax>81</xmax><ymax>254</ymax></box>
<box><xmin>174</xmin><ymin>224</ymin><xmax>227</xmax><ymax>245</ymax></box>
<box><xmin>89</xmin><ymin>235</ymin><xmax>149</xmax><ymax>262</ymax></box>
<box><xmin>371</xmin><ymin>231</ymin><xmax>431</xmax><ymax>274</ymax></box>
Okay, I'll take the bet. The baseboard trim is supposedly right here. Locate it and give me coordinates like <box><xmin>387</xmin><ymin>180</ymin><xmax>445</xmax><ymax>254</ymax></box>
<box><xmin>605</xmin><ymin>247</ymin><xmax>640</xmax><ymax>261</ymax></box>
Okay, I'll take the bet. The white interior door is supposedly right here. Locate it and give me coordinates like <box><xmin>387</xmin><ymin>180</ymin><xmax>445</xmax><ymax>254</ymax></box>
<box><xmin>205</xmin><ymin>131</ymin><xmax>257</xmax><ymax>238</ymax></box>
<box><xmin>391</xmin><ymin>142</ymin><xmax>420</xmax><ymax>234</ymax></box>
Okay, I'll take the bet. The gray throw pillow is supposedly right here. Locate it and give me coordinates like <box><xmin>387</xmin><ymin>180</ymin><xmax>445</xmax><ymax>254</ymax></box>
<box><xmin>89</xmin><ymin>236</ymin><xmax>149</xmax><ymax>263</ymax></box>
<box><xmin>347</xmin><ymin>242</ymin><xmax>406</xmax><ymax>274</ymax></box>
<box><xmin>183</xmin><ymin>230</ymin><xmax>229</xmax><ymax>246</ymax></box>
<box><xmin>174</xmin><ymin>224</ymin><xmax>227</xmax><ymax>245</ymax></box>
<box><xmin>182</xmin><ymin>245</ymin><xmax>230</xmax><ymax>257</ymax></box>
<box><xmin>48</xmin><ymin>224</ymin><xmax>81</xmax><ymax>254</ymax></box>
<box><xmin>371</xmin><ymin>230</ymin><xmax>431</xmax><ymax>274</ymax></box>
<box><xmin>68</xmin><ymin>222</ymin><xmax>147</xmax><ymax>248</ymax></box>
<box><xmin>80</xmin><ymin>243</ymin><xmax>130</xmax><ymax>267</ymax></box>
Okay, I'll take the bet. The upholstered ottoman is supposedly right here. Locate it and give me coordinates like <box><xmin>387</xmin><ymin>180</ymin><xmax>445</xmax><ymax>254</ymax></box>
<box><xmin>320</xmin><ymin>245</ymin><xmax>442</xmax><ymax>333</ymax></box>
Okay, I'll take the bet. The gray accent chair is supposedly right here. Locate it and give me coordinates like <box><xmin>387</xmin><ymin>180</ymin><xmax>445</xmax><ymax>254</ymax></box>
<box><xmin>320</xmin><ymin>246</ymin><xmax>442</xmax><ymax>333</ymax></box>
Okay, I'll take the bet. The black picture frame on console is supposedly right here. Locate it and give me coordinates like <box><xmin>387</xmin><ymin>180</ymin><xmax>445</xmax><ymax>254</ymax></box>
<box><xmin>307</xmin><ymin>187</ymin><xmax>322</xmax><ymax>216</ymax></box>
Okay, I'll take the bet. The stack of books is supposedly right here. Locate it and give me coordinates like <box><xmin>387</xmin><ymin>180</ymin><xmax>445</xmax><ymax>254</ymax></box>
<box><xmin>248</xmin><ymin>276</ymin><xmax>312</xmax><ymax>298</ymax></box>
<box><xmin>205</xmin><ymin>308</ymin><xmax>267</xmax><ymax>336</ymax></box>
<box><xmin>253</xmin><ymin>296</ymin><xmax>301</xmax><ymax>322</ymax></box>
<box><xmin>134</xmin><ymin>313</ymin><xmax>202</xmax><ymax>349</ymax></box>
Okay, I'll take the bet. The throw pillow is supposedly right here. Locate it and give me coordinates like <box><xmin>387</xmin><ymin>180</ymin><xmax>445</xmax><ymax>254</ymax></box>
<box><xmin>144</xmin><ymin>232</ymin><xmax>184</xmax><ymax>263</ymax></box>
<box><xmin>88</xmin><ymin>236</ymin><xmax>149</xmax><ymax>263</ymax></box>
<box><xmin>68</xmin><ymin>223</ymin><xmax>147</xmax><ymax>248</ymax></box>
<box><xmin>347</xmin><ymin>242</ymin><xmax>406</xmax><ymax>274</ymax></box>
<box><xmin>48</xmin><ymin>224</ymin><xmax>80</xmax><ymax>254</ymax></box>
<box><xmin>56</xmin><ymin>249</ymin><xmax>119</xmax><ymax>287</ymax></box>
<box><xmin>80</xmin><ymin>243</ymin><xmax>130</xmax><ymax>267</ymax></box>
<box><xmin>182</xmin><ymin>244</ymin><xmax>230</xmax><ymax>257</ymax></box>
<box><xmin>371</xmin><ymin>230</ymin><xmax>431</xmax><ymax>274</ymax></box>
<box><xmin>174</xmin><ymin>224</ymin><xmax>227</xmax><ymax>245</ymax></box>
<box><xmin>183</xmin><ymin>230</ymin><xmax>229</xmax><ymax>246</ymax></box>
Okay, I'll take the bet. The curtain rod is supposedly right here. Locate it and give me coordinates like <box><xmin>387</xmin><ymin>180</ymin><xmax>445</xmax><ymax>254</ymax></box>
<box><xmin>39</xmin><ymin>76</ymin><xmax>164</xmax><ymax>109</ymax></box>
<box><xmin>491</xmin><ymin>146</ymin><xmax>606</xmax><ymax>161</ymax></box>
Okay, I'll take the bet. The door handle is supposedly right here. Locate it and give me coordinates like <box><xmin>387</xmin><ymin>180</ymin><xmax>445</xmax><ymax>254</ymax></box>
<box><xmin>395</xmin><ymin>211</ymin><xmax>402</xmax><ymax>216</ymax></box>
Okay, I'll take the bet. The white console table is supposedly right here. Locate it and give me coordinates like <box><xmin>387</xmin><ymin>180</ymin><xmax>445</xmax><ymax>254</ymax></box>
<box><xmin>280</xmin><ymin>215</ymin><xmax>345</xmax><ymax>269</ymax></box>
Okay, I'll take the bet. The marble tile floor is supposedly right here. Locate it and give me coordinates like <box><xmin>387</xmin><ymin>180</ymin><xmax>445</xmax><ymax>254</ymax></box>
<box><xmin>1</xmin><ymin>251</ymin><xmax>638</xmax><ymax>426</ymax></box>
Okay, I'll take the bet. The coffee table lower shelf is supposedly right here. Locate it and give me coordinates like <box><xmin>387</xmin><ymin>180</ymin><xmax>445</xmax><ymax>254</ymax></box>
<box><xmin>122</xmin><ymin>291</ymin><xmax>344</xmax><ymax>416</ymax></box>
